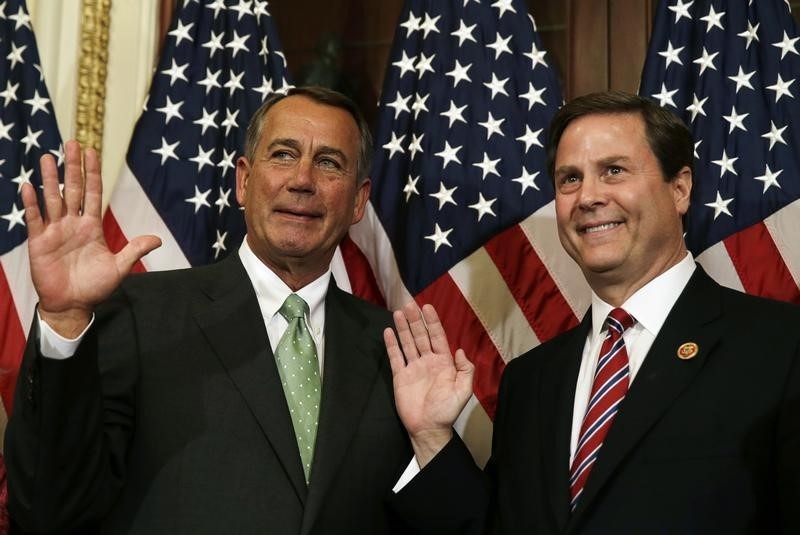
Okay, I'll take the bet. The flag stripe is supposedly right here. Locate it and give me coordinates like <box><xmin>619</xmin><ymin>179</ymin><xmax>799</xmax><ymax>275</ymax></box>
<box><xmin>0</xmin><ymin>265</ymin><xmax>24</xmax><ymax>411</ymax></box>
<box><xmin>763</xmin><ymin>198</ymin><xmax>800</xmax><ymax>289</ymax></box>
<box><xmin>102</xmin><ymin>210</ymin><xmax>147</xmax><ymax>274</ymax></box>
<box><xmin>696</xmin><ymin>241</ymin><xmax>746</xmax><ymax>292</ymax></box>
<box><xmin>339</xmin><ymin>235</ymin><xmax>386</xmax><ymax>307</ymax></box>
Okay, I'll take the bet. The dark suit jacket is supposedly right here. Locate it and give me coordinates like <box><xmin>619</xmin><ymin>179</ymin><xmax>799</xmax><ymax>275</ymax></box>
<box><xmin>6</xmin><ymin>254</ymin><xmax>412</xmax><ymax>534</ymax></box>
<box><xmin>393</xmin><ymin>267</ymin><xmax>800</xmax><ymax>534</ymax></box>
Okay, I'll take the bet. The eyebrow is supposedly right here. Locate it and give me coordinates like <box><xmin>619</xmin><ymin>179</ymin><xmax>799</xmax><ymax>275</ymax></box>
<box><xmin>266</xmin><ymin>138</ymin><xmax>350</xmax><ymax>166</ymax></box>
<box><xmin>554</xmin><ymin>155</ymin><xmax>633</xmax><ymax>174</ymax></box>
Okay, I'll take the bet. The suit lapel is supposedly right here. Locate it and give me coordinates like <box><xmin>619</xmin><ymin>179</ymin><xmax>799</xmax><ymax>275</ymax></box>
<box><xmin>193</xmin><ymin>255</ymin><xmax>308</xmax><ymax>505</ymax></box>
<box><xmin>569</xmin><ymin>268</ymin><xmax>724</xmax><ymax>526</ymax></box>
<box><xmin>300</xmin><ymin>282</ymin><xmax>385</xmax><ymax>534</ymax></box>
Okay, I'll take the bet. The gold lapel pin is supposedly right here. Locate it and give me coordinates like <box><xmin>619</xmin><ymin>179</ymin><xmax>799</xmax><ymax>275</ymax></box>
<box><xmin>677</xmin><ymin>342</ymin><xmax>699</xmax><ymax>360</ymax></box>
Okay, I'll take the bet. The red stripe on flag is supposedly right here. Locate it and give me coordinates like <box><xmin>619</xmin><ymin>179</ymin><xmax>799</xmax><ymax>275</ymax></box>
<box><xmin>340</xmin><ymin>235</ymin><xmax>386</xmax><ymax>307</ymax></box>
<box><xmin>484</xmin><ymin>225</ymin><xmax>580</xmax><ymax>343</ymax></box>
<box><xmin>417</xmin><ymin>274</ymin><xmax>506</xmax><ymax>419</ymax></box>
<box><xmin>0</xmin><ymin>266</ymin><xmax>24</xmax><ymax>413</ymax></box>
<box><xmin>724</xmin><ymin>222</ymin><xmax>800</xmax><ymax>304</ymax></box>
<box><xmin>103</xmin><ymin>210</ymin><xmax>147</xmax><ymax>273</ymax></box>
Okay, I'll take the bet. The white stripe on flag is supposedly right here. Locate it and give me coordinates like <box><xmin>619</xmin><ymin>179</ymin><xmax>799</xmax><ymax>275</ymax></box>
<box><xmin>763</xmin><ymin>198</ymin><xmax>800</xmax><ymax>289</ymax></box>
<box><xmin>1</xmin><ymin>241</ymin><xmax>35</xmax><ymax>337</ymax></box>
<box><xmin>696</xmin><ymin>241</ymin><xmax>745</xmax><ymax>292</ymax></box>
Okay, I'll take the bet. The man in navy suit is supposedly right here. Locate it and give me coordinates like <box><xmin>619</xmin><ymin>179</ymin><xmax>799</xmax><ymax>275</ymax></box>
<box><xmin>386</xmin><ymin>91</ymin><xmax>800</xmax><ymax>534</ymax></box>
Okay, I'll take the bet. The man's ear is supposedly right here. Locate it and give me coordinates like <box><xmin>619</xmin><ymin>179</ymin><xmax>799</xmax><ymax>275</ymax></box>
<box><xmin>672</xmin><ymin>165</ymin><xmax>692</xmax><ymax>216</ymax></box>
<box><xmin>235</xmin><ymin>156</ymin><xmax>250</xmax><ymax>207</ymax></box>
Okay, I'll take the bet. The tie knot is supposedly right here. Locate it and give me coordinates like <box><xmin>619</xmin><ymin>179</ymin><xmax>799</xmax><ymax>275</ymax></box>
<box><xmin>606</xmin><ymin>307</ymin><xmax>635</xmax><ymax>334</ymax></box>
<box><xmin>279</xmin><ymin>293</ymin><xmax>309</xmax><ymax>321</ymax></box>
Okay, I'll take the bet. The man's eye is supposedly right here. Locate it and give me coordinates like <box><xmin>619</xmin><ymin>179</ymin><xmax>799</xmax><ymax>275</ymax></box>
<box><xmin>272</xmin><ymin>151</ymin><xmax>294</xmax><ymax>160</ymax></box>
<box><xmin>318</xmin><ymin>158</ymin><xmax>341</xmax><ymax>169</ymax></box>
<box><xmin>608</xmin><ymin>166</ymin><xmax>622</xmax><ymax>175</ymax></box>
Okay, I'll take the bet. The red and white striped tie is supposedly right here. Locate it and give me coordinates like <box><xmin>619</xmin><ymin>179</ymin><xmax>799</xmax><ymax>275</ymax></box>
<box><xmin>569</xmin><ymin>307</ymin><xmax>635</xmax><ymax>510</ymax></box>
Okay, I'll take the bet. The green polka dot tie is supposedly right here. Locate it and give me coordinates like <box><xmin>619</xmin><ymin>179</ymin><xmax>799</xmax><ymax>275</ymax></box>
<box><xmin>275</xmin><ymin>294</ymin><xmax>321</xmax><ymax>484</ymax></box>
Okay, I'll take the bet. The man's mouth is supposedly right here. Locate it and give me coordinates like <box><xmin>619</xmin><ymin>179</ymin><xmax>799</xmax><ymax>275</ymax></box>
<box><xmin>581</xmin><ymin>222</ymin><xmax>621</xmax><ymax>234</ymax></box>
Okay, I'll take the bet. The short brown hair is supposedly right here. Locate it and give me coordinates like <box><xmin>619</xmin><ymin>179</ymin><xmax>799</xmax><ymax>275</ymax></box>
<box><xmin>546</xmin><ymin>90</ymin><xmax>694</xmax><ymax>183</ymax></box>
<box><xmin>243</xmin><ymin>86</ymin><xmax>373</xmax><ymax>184</ymax></box>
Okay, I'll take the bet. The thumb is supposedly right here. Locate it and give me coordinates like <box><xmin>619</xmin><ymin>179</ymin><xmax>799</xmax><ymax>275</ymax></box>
<box><xmin>116</xmin><ymin>235</ymin><xmax>162</xmax><ymax>274</ymax></box>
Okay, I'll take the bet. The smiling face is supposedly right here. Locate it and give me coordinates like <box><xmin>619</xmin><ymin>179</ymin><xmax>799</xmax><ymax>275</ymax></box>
<box><xmin>553</xmin><ymin>112</ymin><xmax>691</xmax><ymax>303</ymax></box>
<box><xmin>235</xmin><ymin>95</ymin><xmax>370</xmax><ymax>288</ymax></box>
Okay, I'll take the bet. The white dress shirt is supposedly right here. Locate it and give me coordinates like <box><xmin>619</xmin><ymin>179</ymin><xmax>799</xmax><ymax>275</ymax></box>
<box><xmin>569</xmin><ymin>252</ymin><xmax>695</xmax><ymax>464</ymax></box>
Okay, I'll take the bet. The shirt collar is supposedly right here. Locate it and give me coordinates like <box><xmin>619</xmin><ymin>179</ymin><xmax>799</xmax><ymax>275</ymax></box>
<box><xmin>590</xmin><ymin>252</ymin><xmax>696</xmax><ymax>337</ymax></box>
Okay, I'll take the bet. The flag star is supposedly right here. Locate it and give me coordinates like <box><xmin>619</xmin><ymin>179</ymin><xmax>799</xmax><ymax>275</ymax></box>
<box><xmin>425</xmin><ymin>223</ymin><xmax>453</xmax><ymax>252</ymax></box>
<box><xmin>386</xmin><ymin>92</ymin><xmax>411</xmax><ymax>119</ymax></box>
<box><xmin>403</xmin><ymin>175</ymin><xmax>420</xmax><ymax>201</ymax></box>
<box><xmin>399</xmin><ymin>11</ymin><xmax>421</xmax><ymax>35</ymax></box>
<box><xmin>382</xmin><ymin>132</ymin><xmax>406</xmax><ymax>159</ymax></box>
<box><xmin>168</xmin><ymin>19</ymin><xmax>194</xmax><ymax>45</ymax></box>
<box><xmin>221</xmin><ymin>108</ymin><xmax>240</xmax><ymax>135</ymax></box>
<box><xmin>0</xmin><ymin>81</ymin><xmax>19</xmax><ymax>106</ymax></box>
<box><xmin>728</xmin><ymin>67</ymin><xmax>755</xmax><ymax>94</ymax></box>
<box><xmin>206</xmin><ymin>0</ymin><xmax>227</xmax><ymax>17</ymax></box>
<box><xmin>445</xmin><ymin>60</ymin><xmax>472</xmax><ymax>87</ymax></box>
<box><xmin>685</xmin><ymin>93</ymin><xmax>708</xmax><ymax>121</ymax></box>
<box><xmin>469</xmin><ymin>194</ymin><xmax>497</xmax><ymax>222</ymax></box>
<box><xmin>156</xmin><ymin>96</ymin><xmax>184</xmax><ymax>124</ymax></box>
<box><xmin>392</xmin><ymin>51</ymin><xmax>416</xmax><ymax>77</ymax></box>
<box><xmin>226</xmin><ymin>30</ymin><xmax>250</xmax><ymax>58</ymax></box>
<box><xmin>435</xmin><ymin>141</ymin><xmax>462</xmax><ymax>168</ymax></box>
<box><xmin>2</xmin><ymin>203</ymin><xmax>25</xmax><ymax>231</ymax></box>
<box><xmin>215</xmin><ymin>187</ymin><xmax>232</xmax><ymax>214</ymax></box>
<box><xmin>203</xmin><ymin>30</ymin><xmax>225</xmax><ymax>57</ymax></box>
<box><xmin>520</xmin><ymin>83</ymin><xmax>546</xmax><ymax>110</ymax></box>
<box><xmin>773</xmin><ymin>31</ymin><xmax>800</xmax><ymax>60</ymax></box>
<box><xmin>161</xmin><ymin>59</ymin><xmax>189</xmax><ymax>86</ymax></box>
<box><xmin>429</xmin><ymin>182</ymin><xmax>457</xmax><ymax>210</ymax></box>
<box><xmin>415</xmin><ymin>52</ymin><xmax>435</xmax><ymax>76</ymax></box>
<box><xmin>225</xmin><ymin>70</ymin><xmax>245</xmax><ymax>96</ymax></box>
<box><xmin>450</xmin><ymin>20</ymin><xmax>477</xmax><ymax>46</ymax></box>
<box><xmin>737</xmin><ymin>21</ymin><xmax>759</xmax><ymax>50</ymax></box>
<box><xmin>761</xmin><ymin>121</ymin><xmax>787</xmax><ymax>150</ymax></box>
<box><xmin>754</xmin><ymin>165</ymin><xmax>783</xmax><ymax>193</ymax></box>
<box><xmin>211</xmin><ymin>230</ymin><xmax>228</xmax><ymax>259</ymax></box>
<box><xmin>51</xmin><ymin>144</ymin><xmax>65</xmax><ymax>166</ymax></box>
<box><xmin>259</xmin><ymin>37</ymin><xmax>270</xmax><ymax>58</ymax></box>
<box><xmin>699</xmin><ymin>5</ymin><xmax>725</xmax><ymax>32</ymax></box>
<box><xmin>253</xmin><ymin>75</ymin><xmax>274</xmax><ymax>101</ymax></box>
<box><xmin>473</xmin><ymin>153</ymin><xmax>501</xmax><ymax>179</ymax></box>
<box><xmin>705</xmin><ymin>191</ymin><xmax>734</xmax><ymax>220</ymax></box>
<box><xmin>516</xmin><ymin>125</ymin><xmax>543</xmax><ymax>152</ymax></box>
<box><xmin>694</xmin><ymin>140</ymin><xmax>702</xmax><ymax>159</ymax></box>
<box><xmin>513</xmin><ymin>169</ymin><xmax>540</xmax><ymax>194</ymax></box>
<box><xmin>487</xmin><ymin>33</ymin><xmax>512</xmax><ymax>59</ymax></box>
<box><xmin>253</xmin><ymin>0</ymin><xmax>269</xmax><ymax>22</ymax></box>
<box><xmin>20</xmin><ymin>126</ymin><xmax>42</xmax><ymax>154</ymax></box>
<box><xmin>525</xmin><ymin>42</ymin><xmax>548</xmax><ymax>69</ymax></box>
<box><xmin>712</xmin><ymin>149</ymin><xmax>738</xmax><ymax>177</ymax></box>
<box><xmin>218</xmin><ymin>148</ymin><xmax>236</xmax><ymax>174</ymax></box>
<box><xmin>193</xmin><ymin>108</ymin><xmax>218</xmax><ymax>134</ymax></box>
<box><xmin>185</xmin><ymin>186</ymin><xmax>211</xmax><ymax>214</ymax></box>
<box><xmin>767</xmin><ymin>74</ymin><xmax>795</xmax><ymax>102</ymax></box>
<box><xmin>197</xmin><ymin>68</ymin><xmax>222</xmax><ymax>95</ymax></box>
<box><xmin>23</xmin><ymin>89</ymin><xmax>50</xmax><ymax>116</ymax></box>
<box><xmin>420</xmin><ymin>13</ymin><xmax>441</xmax><ymax>38</ymax></box>
<box><xmin>440</xmin><ymin>101</ymin><xmax>467</xmax><ymax>127</ymax></box>
<box><xmin>692</xmin><ymin>47</ymin><xmax>718</xmax><ymax>75</ymax></box>
<box><xmin>478</xmin><ymin>112</ymin><xmax>505</xmax><ymax>140</ymax></box>
<box><xmin>408</xmin><ymin>133</ymin><xmax>424</xmax><ymax>160</ymax></box>
<box><xmin>229</xmin><ymin>0</ymin><xmax>253</xmax><ymax>20</ymax></box>
<box><xmin>658</xmin><ymin>40</ymin><xmax>684</xmax><ymax>67</ymax></box>
<box><xmin>651</xmin><ymin>83</ymin><xmax>678</xmax><ymax>107</ymax></box>
<box><xmin>411</xmin><ymin>93</ymin><xmax>429</xmax><ymax>118</ymax></box>
<box><xmin>484</xmin><ymin>73</ymin><xmax>509</xmax><ymax>99</ymax></box>
<box><xmin>9</xmin><ymin>6</ymin><xmax>31</xmax><ymax>30</ymax></box>
<box><xmin>0</xmin><ymin>119</ymin><xmax>13</xmax><ymax>142</ymax></box>
<box><xmin>189</xmin><ymin>145</ymin><xmax>215</xmax><ymax>172</ymax></box>
<box><xmin>491</xmin><ymin>0</ymin><xmax>516</xmax><ymax>18</ymax></box>
<box><xmin>7</xmin><ymin>42</ymin><xmax>27</xmax><ymax>69</ymax></box>
<box><xmin>11</xmin><ymin>166</ymin><xmax>33</xmax><ymax>192</ymax></box>
<box><xmin>722</xmin><ymin>106</ymin><xmax>748</xmax><ymax>133</ymax></box>
<box><xmin>152</xmin><ymin>137</ymin><xmax>180</xmax><ymax>165</ymax></box>
<box><xmin>668</xmin><ymin>0</ymin><xmax>693</xmax><ymax>22</ymax></box>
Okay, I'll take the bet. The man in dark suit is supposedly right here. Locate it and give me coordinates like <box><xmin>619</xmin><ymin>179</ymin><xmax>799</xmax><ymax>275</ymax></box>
<box><xmin>385</xmin><ymin>91</ymin><xmax>800</xmax><ymax>533</ymax></box>
<box><xmin>7</xmin><ymin>87</ymin><xmax>412</xmax><ymax>533</ymax></box>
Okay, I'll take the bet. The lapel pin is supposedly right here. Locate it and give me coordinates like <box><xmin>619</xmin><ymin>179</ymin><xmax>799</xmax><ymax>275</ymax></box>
<box><xmin>677</xmin><ymin>342</ymin><xmax>699</xmax><ymax>360</ymax></box>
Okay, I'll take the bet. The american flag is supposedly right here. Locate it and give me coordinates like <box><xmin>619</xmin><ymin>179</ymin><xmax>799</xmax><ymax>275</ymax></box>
<box><xmin>0</xmin><ymin>0</ymin><xmax>63</xmax><ymax>412</ymax></box>
<box><xmin>640</xmin><ymin>0</ymin><xmax>800</xmax><ymax>303</ymax></box>
<box><xmin>103</xmin><ymin>0</ymin><xmax>291</xmax><ymax>271</ymax></box>
<box><xmin>346</xmin><ymin>0</ymin><xmax>585</xmax><ymax>426</ymax></box>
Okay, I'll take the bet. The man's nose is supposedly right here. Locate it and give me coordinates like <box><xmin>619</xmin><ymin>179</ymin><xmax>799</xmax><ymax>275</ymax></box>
<box><xmin>288</xmin><ymin>157</ymin><xmax>314</xmax><ymax>191</ymax></box>
<box><xmin>576</xmin><ymin>175</ymin><xmax>605</xmax><ymax>209</ymax></box>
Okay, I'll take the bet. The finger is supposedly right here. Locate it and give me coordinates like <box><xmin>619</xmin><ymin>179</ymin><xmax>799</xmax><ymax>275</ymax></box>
<box><xmin>383</xmin><ymin>328</ymin><xmax>407</xmax><ymax>376</ymax></box>
<box><xmin>420</xmin><ymin>304</ymin><xmax>452</xmax><ymax>356</ymax></box>
<box><xmin>82</xmin><ymin>146</ymin><xmax>102</xmax><ymax>217</ymax></box>
<box><xmin>393</xmin><ymin>308</ymin><xmax>420</xmax><ymax>362</ymax></box>
<box><xmin>20</xmin><ymin>182</ymin><xmax>44</xmax><ymax>237</ymax></box>
<box><xmin>454</xmin><ymin>349</ymin><xmax>475</xmax><ymax>397</ymax></box>
<box><xmin>39</xmin><ymin>152</ymin><xmax>62</xmax><ymax>223</ymax></box>
<box><xmin>404</xmin><ymin>301</ymin><xmax>434</xmax><ymax>356</ymax></box>
<box><xmin>63</xmin><ymin>140</ymin><xmax>85</xmax><ymax>216</ymax></box>
<box><xmin>114</xmin><ymin>235</ymin><xmax>162</xmax><ymax>275</ymax></box>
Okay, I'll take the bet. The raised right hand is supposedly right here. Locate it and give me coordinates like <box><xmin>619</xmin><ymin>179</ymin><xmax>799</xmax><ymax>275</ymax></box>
<box><xmin>21</xmin><ymin>140</ymin><xmax>161</xmax><ymax>337</ymax></box>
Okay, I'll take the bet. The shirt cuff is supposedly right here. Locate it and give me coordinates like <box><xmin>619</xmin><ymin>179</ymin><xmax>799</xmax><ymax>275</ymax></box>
<box><xmin>392</xmin><ymin>456</ymin><xmax>421</xmax><ymax>493</ymax></box>
<box><xmin>37</xmin><ymin>310</ymin><xmax>94</xmax><ymax>360</ymax></box>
